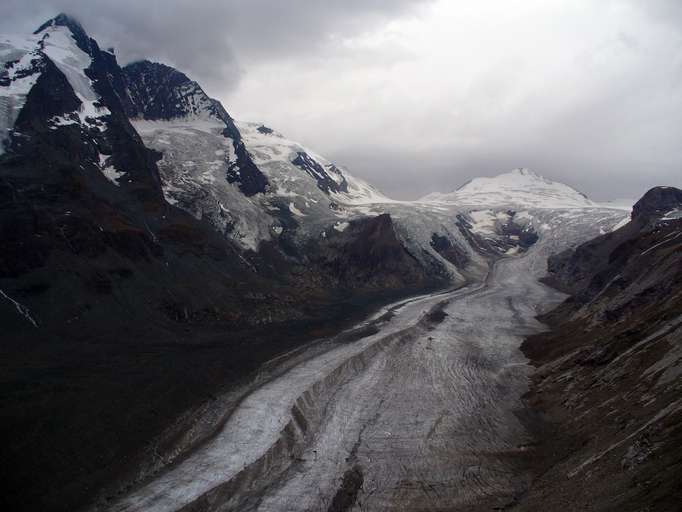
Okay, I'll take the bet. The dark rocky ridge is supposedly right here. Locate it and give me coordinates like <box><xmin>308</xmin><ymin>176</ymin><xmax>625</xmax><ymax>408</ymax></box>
<box><xmin>292</xmin><ymin>150</ymin><xmax>349</xmax><ymax>194</ymax></box>
<box><xmin>519</xmin><ymin>187</ymin><xmax>682</xmax><ymax>511</ymax></box>
<box><xmin>544</xmin><ymin>186</ymin><xmax>682</xmax><ymax>297</ymax></box>
<box><xmin>310</xmin><ymin>214</ymin><xmax>432</xmax><ymax>288</ymax></box>
<box><xmin>123</xmin><ymin>60</ymin><xmax>224</xmax><ymax>121</ymax></box>
<box><xmin>631</xmin><ymin>185</ymin><xmax>682</xmax><ymax>223</ymax></box>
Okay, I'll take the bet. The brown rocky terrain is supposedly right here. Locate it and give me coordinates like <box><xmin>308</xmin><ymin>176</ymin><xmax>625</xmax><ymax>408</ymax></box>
<box><xmin>519</xmin><ymin>187</ymin><xmax>682</xmax><ymax>511</ymax></box>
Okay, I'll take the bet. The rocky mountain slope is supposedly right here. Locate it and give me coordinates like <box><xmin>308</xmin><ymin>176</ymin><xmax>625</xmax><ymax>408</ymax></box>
<box><xmin>120</xmin><ymin>59</ymin><xmax>391</xmax><ymax>253</ymax></box>
<box><xmin>520</xmin><ymin>186</ymin><xmax>682</xmax><ymax>511</ymax></box>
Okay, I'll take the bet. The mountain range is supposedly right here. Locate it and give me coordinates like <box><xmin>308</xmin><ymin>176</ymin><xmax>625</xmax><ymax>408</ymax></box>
<box><xmin>1</xmin><ymin>14</ymin><xmax>680</xmax><ymax>512</ymax></box>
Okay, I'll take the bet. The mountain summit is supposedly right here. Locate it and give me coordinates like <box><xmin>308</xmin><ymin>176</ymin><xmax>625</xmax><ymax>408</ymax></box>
<box><xmin>421</xmin><ymin>168</ymin><xmax>596</xmax><ymax>209</ymax></box>
<box><xmin>631</xmin><ymin>186</ymin><xmax>682</xmax><ymax>223</ymax></box>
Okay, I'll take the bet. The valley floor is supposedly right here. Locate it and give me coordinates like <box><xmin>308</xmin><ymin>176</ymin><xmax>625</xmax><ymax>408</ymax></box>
<box><xmin>105</xmin><ymin>245</ymin><xmax>567</xmax><ymax>512</ymax></box>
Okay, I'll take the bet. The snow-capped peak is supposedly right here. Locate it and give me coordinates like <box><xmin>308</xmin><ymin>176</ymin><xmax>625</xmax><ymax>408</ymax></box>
<box><xmin>509</xmin><ymin>167</ymin><xmax>542</xmax><ymax>179</ymax></box>
<box><xmin>38</xmin><ymin>23</ymin><xmax>110</xmax><ymax>124</ymax></box>
<box><xmin>34</xmin><ymin>13</ymin><xmax>89</xmax><ymax>44</ymax></box>
<box><xmin>1</xmin><ymin>14</ymin><xmax>111</xmax><ymax>154</ymax></box>
<box><xmin>420</xmin><ymin>168</ymin><xmax>596</xmax><ymax>209</ymax></box>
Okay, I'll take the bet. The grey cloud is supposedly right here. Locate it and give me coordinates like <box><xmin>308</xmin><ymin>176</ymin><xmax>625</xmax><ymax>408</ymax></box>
<box><xmin>0</xmin><ymin>0</ymin><xmax>428</xmax><ymax>94</ymax></box>
<box><xmin>3</xmin><ymin>0</ymin><xmax>681</xmax><ymax>202</ymax></box>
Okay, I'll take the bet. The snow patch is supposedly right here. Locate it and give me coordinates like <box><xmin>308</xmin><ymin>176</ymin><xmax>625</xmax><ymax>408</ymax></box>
<box><xmin>133</xmin><ymin>119</ymin><xmax>273</xmax><ymax>252</ymax></box>
<box><xmin>289</xmin><ymin>202</ymin><xmax>305</xmax><ymax>217</ymax></box>
<box><xmin>39</xmin><ymin>26</ymin><xmax>111</xmax><ymax>130</ymax></box>
<box><xmin>236</xmin><ymin>120</ymin><xmax>394</xmax><ymax>207</ymax></box>
<box><xmin>0</xmin><ymin>37</ymin><xmax>42</xmax><ymax>153</ymax></box>
<box><xmin>0</xmin><ymin>288</ymin><xmax>38</xmax><ymax>327</ymax></box>
<box><xmin>468</xmin><ymin>210</ymin><xmax>505</xmax><ymax>235</ymax></box>
<box><xmin>661</xmin><ymin>208</ymin><xmax>682</xmax><ymax>221</ymax></box>
<box><xmin>333</xmin><ymin>221</ymin><xmax>349</xmax><ymax>232</ymax></box>
<box><xmin>98</xmin><ymin>154</ymin><xmax>124</xmax><ymax>185</ymax></box>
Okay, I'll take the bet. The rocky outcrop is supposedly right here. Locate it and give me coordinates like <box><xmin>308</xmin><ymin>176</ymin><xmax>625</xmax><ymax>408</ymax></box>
<box><xmin>544</xmin><ymin>186</ymin><xmax>682</xmax><ymax>296</ymax></box>
<box><xmin>519</xmin><ymin>187</ymin><xmax>682</xmax><ymax>512</ymax></box>
<box><xmin>631</xmin><ymin>186</ymin><xmax>682</xmax><ymax>224</ymax></box>
<box><xmin>456</xmin><ymin>210</ymin><xmax>538</xmax><ymax>258</ymax></box>
<box><xmin>310</xmin><ymin>214</ymin><xmax>444</xmax><ymax>291</ymax></box>
<box><xmin>430</xmin><ymin>232</ymin><xmax>469</xmax><ymax>268</ymax></box>
<box><xmin>291</xmin><ymin>151</ymin><xmax>349</xmax><ymax>194</ymax></box>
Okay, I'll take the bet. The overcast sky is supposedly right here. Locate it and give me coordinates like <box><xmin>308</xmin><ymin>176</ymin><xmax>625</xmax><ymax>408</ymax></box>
<box><xmin>3</xmin><ymin>0</ymin><xmax>681</xmax><ymax>200</ymax></box>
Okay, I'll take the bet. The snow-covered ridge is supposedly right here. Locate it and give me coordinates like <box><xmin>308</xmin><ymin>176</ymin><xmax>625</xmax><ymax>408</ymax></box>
<box><xmin>0</xmin><ymin>36</ymin><xmax>41</xmax><ymax>155</ymax></box>
<box><xmin>235</xmin><ymin>121</ymin><xmax>393</xmax><ymax>206</ymax></box>
<box><xmin>1</xmin><ymin>19</ymin><xmax>110</xmax><ymax>154</ymax></box>
<box><xmin>420</xmin><ymin>168</ymin><xmax>599</xmax><ymax>209</ymax></box>
<box><xmin>40</xmin><ymin>24</ymin><xmax>111</xmax><ymax>130</ymax></box>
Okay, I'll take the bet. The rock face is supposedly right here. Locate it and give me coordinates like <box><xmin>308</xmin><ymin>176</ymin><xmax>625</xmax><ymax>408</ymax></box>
<box><xmin>544</xmin><ymin>186</ymin><xmax>682</xmax><ymax>297</ymax></box>
<box><xmin>430</xmin><ymin>232</ymin><xmax>469</xmax><ymax>268</ymax></box>
<box><xmin>520</xmin><ymin>187</ymin><xmax>682</xmax><ymax>512</ymax></box>
<box><xmin>311</xmin><ymin>214</ymin><xmax>432</xmax><ymax>289</ymax></box>
<box><xmin>631</xmin><ymin>185</ymin><xmax>682</xmax><ymax>224</ymax></box>
<box><xmin>291</xmin><ymin>151</ymin><xmax>349</xmax><ymax>194</ymax></box>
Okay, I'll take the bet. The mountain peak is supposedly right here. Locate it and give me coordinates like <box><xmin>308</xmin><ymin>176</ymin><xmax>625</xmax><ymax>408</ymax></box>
<box><xmin>34</xmin><ymin>13</ymin><xmax>91</xmax><ymax>53</ymax></box>
<box><xmin>421</xmin><ymin>168</ymin><xmax>595</xmax><ymax>209</ymax></box>
<box><xmin>35</xmin><ymin>13</ymin><xmax>84</xmax><ymax>35</ymax></box>
<box><xmin>122</xmin><ymin>60</ymin><xmax>229</xmax><ymax>123</ymax></box>
<box><xmin>510</xmin><ymin>167</ymin><xmax>537</xmax><ymax>177</ymax></box>
<box><xmin>631</xmin><ymin>186</ymin><xmax>682</xmax><ymax>223</ymax></box>
<box><xmin>489</xmin><ymin>168</ymin><xmax>552</xmax><ymax>184</ymax></box>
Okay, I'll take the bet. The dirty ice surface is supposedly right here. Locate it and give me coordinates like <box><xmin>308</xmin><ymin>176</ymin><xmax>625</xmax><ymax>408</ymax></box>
<box><xmin>105</xmin><ymin>219</ymin><xmax>597</xmax><ymax>511</ymax></box>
